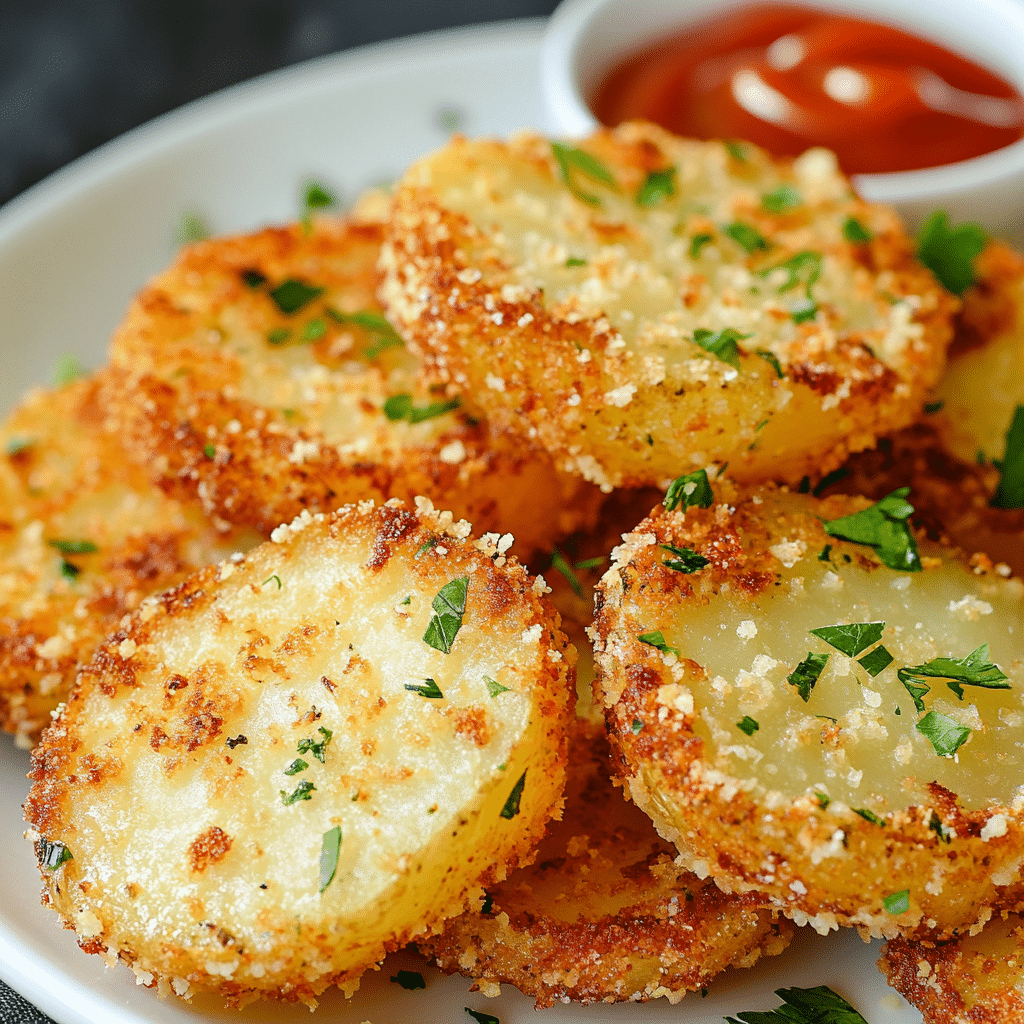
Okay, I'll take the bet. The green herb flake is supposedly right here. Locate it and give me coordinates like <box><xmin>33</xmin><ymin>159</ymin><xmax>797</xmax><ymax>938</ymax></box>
<box><xmin>241</xmin><ymin>268</ymin><xmax>267</xmax><ymax>289</ymax></box>
<box><xmin>883</xmin><ymin>889</ymin><xmax>910</xmax><ymax>915</ymax></box>
<box><xmin>725</xmin><ymin>984</ymin><xmax>868</xmax><ymax>1024</ymax></box>
<box><xmin>818</xmin><ymin>545</ymin><xmax>832</xmax><ymax>562</ymax></box>
<box><xmin>54</xmin><ymin>354</ymin><xmax>85</xmax><ymax>387</ymax></box>
<box><xmin>791</xmin><ymin>299</ymin><xmax>818</xmax><ymax>323</ymax></box>
<box><xmin>755</xmin><ymin>348</ymin><xmax>784</xmax><ymax>377</ymax></box>
<box><xmin>692</xmin><ymin>326</ymin><xmax>750</xmax><ymax>370</ymax></box>
<box><xmin>815</xmin><ymin>792</ymin><xmax>831</xmax><ymax>809</ymax></box>
<box><xmin>203</xmin><ymin>443</ymin><xmax>216</xmax><ymax>459</ymax></box>
<box><xmin>400</xmin><ymin>595</ymin><xmax>411</xmax><ymax>605</ymax></box>
<box><xmin>383</xmin><ymin>393</ymin><xmax>460</xmax><ymax>423</ymax></box>
<box><xmin>631</xmin><ymin>718</ymin><xmax>643</xmax><ymax>734</ymax></box>
<box><xmin>40</xmin><ymin>839</ymin><xmax>73</xmax><ymax>871</ymax></box>
<box><xmin>663</xmin><ymin>468</ymin><xmax>714</xmax><ymax>513</ymax></box>
<box><xmin>484</xmin><ymin>675</ymin><xmax>510</xmax><ymax>698</ymax></box>
<box><xmin>900</xmin><ymin>676</ymin><xmax>932</xmax><ymax>714</ymax></box>
<box><xmin>297</xmin><ymin>726</ymin><xmax>333</xmax><ymax>764</ymax></box>
<box><xmin>565</xmin><ymin>256</ymin><xmax>588</xmax><ymax>267</ymax></box>
<box><xmin>917</xmin><ymin>211</ymin><xmax>986</xmax><ymax>295</ymax></box>
<box><xmin>842</xmin><ymin>217</ymin><xmax>872</xmax><ymax>244</ymax></box>
<box><xmin>550</xmin><ymin>547</ymin><xmax>583</xmax><ymax>597</ymax></box>
<box><xmin>390</xmin><ymin>970</ymin><xmax>425</xmax><ymax>990</ymax></box>
<box><xmin>303</xmin><ymin>181</ymin><xmax>336</xmax><ymax>213</ymax></box>
<box><xmin>854</xmin><ymin>807</ymin><xmax>885</xmax><ymax>826</ymax></box>
<box><xmin>267</xmin><ymin>327</ymin><xmax>292</xmax><ymax>345</ymax></box>
<box><xmin>992</xmin><ymin>405</ymin><xmax>1024</xmax><ymax>509</ymax></box>
<box><xmin>465</xmin><ymin>1009</ymin><xmax>500</xmax><ymax>1024</ymax></box>
<box><xmin>689</xmin><ymin>232</ymin><xmax>714</xmax><ymax>259</ymax></box>
<box><xmin>551</xmin><ymin>141</ymin><xmax>617</xmax><ymax>207</ymax></box>
<box><xmin>575</xmin><ymin>556</ymin><xmax>605</xmax><ymax>570</ymax></box>
<box><xmin>423</xmin><ymin>576</ymin><xmax>470</xmax><ymax>653</ymax></box>
<box><xmin>302</xmin><ymin>317</ymin><xmax>327</xmax><ymax>342</ymax></box>
<box><xmin>899</xmin><ymin>643</ymin><xmax>1009</xmax><ymax>701</ymax></box>
<box><xmin>328</xmin><ymin>308</ymin><xmax>405</xmax><ymax>357</ymax></box>
<box><xmin>262</xmin><ymin>574</ymin><xmax>282</xmax><ymax>589</ymax></box>
<box><xmin>48</xmin><ymin>539</ymin><xmax>98</xmax><ymax>555</ymax></box>
<box><xmin>284</xmin><ymin>758</ymin><xmax>309</xmax><ymax>776</ymax></box>
<box><xmin>724</xmin><ymin>221</ymin><xmax>769</xmax><ymax>254</ymax></box>
<box><xmin>724</xmin><ymin>139</ymin><xmax>749</xmax><ymax>161</ymax></box>
<box><xmin>59</xmin><ymin>559</ymin><xmax>81</xmax><ymax>582</ymax></box>
<box><xmin>660</xmin><ymin>543</ymin><xmax>710</xmax><ymax>574</ymax></box>
<box><xmin>823</xmin><ymin>487</ymin><xmax>921</xmax><ymax>571</ymax></box>
<box><xmin>318</xmin><ymin>825</ymin><xmax>342</xmax><ymax>893</ymax></box>
<box><xmin>737</xmin><ymin>716</ymin><xmax>759</xmax><ymax>735</ymax></box>
<box><xmin>178</xmin><ymin>211</ymin><xmax>210</xmax><ymax>244</ymax></box>
<box><xmin>788</xmin><ymin>651</ymin><xmax>829</xmax><ymax>702</ymax></box>
<box><xmin>858</xmin><ymin>645</ymin><xmax>893</xmax><ymax>677</ymax></box>
<box><xmin>280</xmin><ymin>779</ymin><xmax>316</xmax><ymax>805</ymax></box>
<box><xmin>636</xmin><ymin>166</ymin><xmax>677</xmax><ymax>207</ymax></box>
<box><xmin>924</xmin><ymin>399</ymin><xmax>945</xmax><ymax>414</ymax></box>
<box><xmin>928</xmin><ymin>811</ymin><xmax>952</xmax><ymax>843</ymax></box>
<box><xmin>269</xmin><ymin>279</ymin><xmax>325</xmax><ymax>315</ymax></box>
<box><xmin>638</xmin><ymin>630</ymin><xmax>681</xmax><ymax>657</ymax></box>
<box><xmin>761</xmin><ymin>184</ymin><xmax>802</xmax><ymax>212</ymax></box>
<box><xmin>917</xmin><ymin>709</ymin><xmax>971</xmax><ymax>756</ymax></box>
<box><xmin>764</xmin><ymin>250</ymin><xmax>823</xmax><ymax>296</ymax></box>
<box><xmin>406</xmin><ymin>678</ymin><xmax>444</xmax><ymax>699</ymax></box>
<box><xmin>500</xmin><ymin>771</ymin><xmax>526</xmax><ymax>820</ymax></box>
<box><xmin>809</xmin><ymin>621</ymin><xmax>885</xmax><ymax>658</ymax></box>
<box><xmin>415</xmin><ymin>536</ymin><xmax>438</xmax><ymax>559</ymax></box>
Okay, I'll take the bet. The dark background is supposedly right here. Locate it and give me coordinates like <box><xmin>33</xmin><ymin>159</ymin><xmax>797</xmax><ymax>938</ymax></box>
<box><xmin>0</xmin><ymin>0</ymin><xmax>562</xmax><ymax>211</ymax></box>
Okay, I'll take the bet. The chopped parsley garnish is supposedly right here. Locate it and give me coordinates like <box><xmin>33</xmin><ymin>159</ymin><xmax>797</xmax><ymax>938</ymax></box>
<box><xmin>761</xmin><ymin>184</ymin><xmax>802</xmax><ymax>212</ymax></box>
<box><xmin>898</xmin><ymin>644</ymin><xmax>1009</xmax><ymax>702</ymax></box>
<box><xmin>692</xmin><ymin>327</ymin><xmax>750</xmax><ymax>370</ymax></box>
<box><xmin>724</xmin><ymin>221</ymin><xmax>770</xmax><ymax>254</ymax></box>
<box><xmin>551</xmin><ymin>141</ymin><xmax>617</xmax><ymax>207</ymax></box>
<box><xmin>883</xmin><ymin>889</ymin><xmax>910</xmax><ymax>915</ymax></box>
<box><xmin>565</xmin><ymin>256</ymin><xmax>588</xmax><ymax>267</ymax></box>
<box><xmin>817</xmin><ymin>545</ymin><xmax>832</xmax><ymax>562</ymax></box>
<box><xmin>992</xmin><ymin>405</ymin><xmax>1024</xmax><ymax>509</ymax></box>
<box><xmin>269</xmin><ymin>279</ymin><xmax>325</xmax><ymax>315</ymax></box>
<box><xmin>178</xmin><ymin>211</ymin><xmax>210</xmax><ymax>244</ymax></box>
<box><xmin>660</xmin><ymin>543</ymin><xmax>709</xmax><ymax>574</ymax></box>
<box><xmin>755</xmin><ymin>349</ymin><xmax>784</xmax><ymax>377</ymax></box>
<box><xmin>203</xmin><ymin>443</ymin><xmax>216</xmax><ymax>458</ymax></box>
<box><xmin>500</xmin><ymin>771</ymin><xmax>526</xmax><ymax>819</ymax></box>
<box><xmin>383</xmin><ymin>393</ymin><xmax>460</xmax><ymax>423</ymax></box>
<box><xmin>48</xmin><ymin>539</ymin><xmax>98</xmax><ymax>555</ymax></box>
<box><xmin>302</xmin><ymin>317</ymin><xmax>327</xmax><ymax>342</ymax></box>
<box><xmin>550</xmin><ymin>547</ymin><xmax>583</xmax><ymax>597</ymax></box>
<box><xmin>812</xmin><ymin>467</ymin><xmax>849</xmax><ymax>496</ymax></box>
<box><xmin>465</xmin><ymin>1009</ymin><xmax>500</xmax><ymax>1024</ymax></box>
<box><xmin>6</xmin><ymin>436</ymin><xmax>34</xmax><ymax>456</ymax></box>
<box><xmin>575</xmin><ymin>556</ymin><xmax>605</xmax><ymax>570</ymax></box>
<box><xmin>767</xmin><ymin>249</ymin><xmax>823</xmax><ymax>292</ymax></box>
<box><xmin>815</xmin><ymin>792</ymin><xmax>831</xmax><ymax>809</ymax></box>
<box><xmin>808</xmin><ymin>622</ymin><xmax>884</xmax><ymax>658</ymax></box>
<box><xmin>916</xmin><ymin>709</ymin><xmax>971</xmax><ymax>756</ymax></box>
<box><xmin>303</xmin><ymin>181</ymin><xmax>336</xmax><ymax>214</ymax></box>
<box><xmin>262</xmin><ymin>574</ymin><xmax>282</xmax><ymax>589</ymax></box>
<box><xmin>663</xmin><ymin>468</ymin><xmax>714</xmax><ymax>513</ymax></box>
<box><xmin>54</xmin><ymin>354</ymin><xmax>85</xmax><ymax>387</ymax></box>
<box><xmin>39</xmin><ymin>839</ymin><xmax>73</xmax><ymax>871</ymax></box>
<box><xmin>858</xmin><ymin>645</ymin><xmax>893</xmax><ymax>677</ymax></box>
<box><xmin>854</xmin><ymin>807</ymin><xmax>885</xmax><ymax>826</ymax></box>
<box><xmin>917</xmin><ymin>210</ymin><xmax>986</xmax><ymax>295</ymax></box>
<box><xmin>636</xmin><ymin>166</ymin><xmax>676</xmax><ymax>207</ymax></box>
<box><xmin>726</xmin><ymin>985</ymin><xmax>868</xmax><ymax>1024</ymax></box>
<box><xmin>842</xmin><ymin>217</ymin><xmax>872</xmax><ymax>244</ymax></box>
<box><xmin>280</xmin><ymin>779</ymin><xmax>316</xmax><ymax>805</ymax></box>
<box><xmin>724</xmin><ymin>139</ymin><xmax>749</xmax><ymax>161</ymax></box>
<box><xmin>631</xmin><ymin>718</ymin><xmax>643</xmax><ymax>733</ymax></box>
<box><xmin>423</xmin><ymin>576</ymin><xmax>469</xmax><ymax>653</ymax></box>
<box><xmin>737</xmin><ymin>716</ymin><xmax>759</xmax><ymax>735</ymax></box>
<box><xmin>788</xmin><ymin>651</ymin><xmax>829</xmax><ymax>702</ymax></box>
<box><xmin>690</xmin><ymin>233</ymin><xmax>714</xmax><ymax>259</ymax></box>
<box><xmin>415</xmin><ymin>536</ymin><xmax>438</xmax><ymax>559</ymax></box>
<box><xmin>297</xmin><ymin>726</ymin><xmax>333</xmax><ymax>763</ymax></box>
<box><xmin>638</xmin><ymin>630</ymin><xmax>680</xmax><ymax>657</ymax></box>
<box><xmin>318</xmin><ymin>825</ymin><xmax>341</xmax><ymax>893</ymax></box>
<box><xmin>241</xmin><ymin>268</ymin><xmax>267</xmax><ymax>289</ymax></box>
<box><xmin>60</xmin><ymin>559</ymin><xmax>81</xmax><ymax>582</ymax></box>
<box><xmin>267</xmin><ymin>327</ymin><xmax>291</xmax><ymax>345</ymax></box>
<box><xmin>791</xmin><ymin>299</ymin><xmax>817</xmax><ymax>323</ymax></box>
<box><xmin>823</xmin><ymin>487</ymin><xmax>921</xmax><ymax>571</ymax></box>
<box><xmin>327</xmin><ymin>308</ymin><xmax>405</xmax><ymax>357</ymax></box>
<box><xmin>928</xmin><ymin>810</ymin><xmax>953</xmax><ymax>843</ymax></box>
<box><xmin>484</xmin><ymin>675</ymin><xmax>510</xmax><ymax>698</ymax></box>
<box><xmin>406</xmin><ymin>678</ymin><xmax>444</xmax><ymax>699</ymax></box>
<box><xmin>899</xmin><ymin>676</ymin><xmax>931</xmax><ymax>714</ymax></box>
<box><xmin>390</xmin><ymin>970</ymin><xmax>426</xmax><ymax>990</ymax></box>
<box><xmin>924</xmin><ymin>399</ymin><xmax>944</xmax><ymax>414</ymax></box>
<box><xmin>284</xmin><ymin>758</ymin><xmax>309</xmax><ymax>775</ymax></box>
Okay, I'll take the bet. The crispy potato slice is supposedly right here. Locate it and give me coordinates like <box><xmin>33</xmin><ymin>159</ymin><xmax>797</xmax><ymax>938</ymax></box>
<box><xmin>25</xmin><ymin>499</ymin><xmax>574</xmax><ymax>1007</ymax></box>
<box><xmin>381</xmin><ymin>123</ymin><xmax>956</xmax><ymax>490</ymax></box>
<box><xmin>106</xmin><ymin>216</ymin><xmax>601</xmax><ymax>559</ymax></box>
<box><xmin>592</xmin><ymin>484</ymin><xmax>1024</xmax><ymax>939</ymax></box>
<box><xmin>880</xmin><ymin>913</ymin><xmax>1024</xmax><ymax>1023</ymax></box>
<box><xmin>0</xmin><ymin>373</ymin><xmax>254</xmax><ymax>745</ymax></box>
<box><xmin>419</xmin><ymin>719</ymin><xmax>793</xmax><ymax>1006</ymax></box>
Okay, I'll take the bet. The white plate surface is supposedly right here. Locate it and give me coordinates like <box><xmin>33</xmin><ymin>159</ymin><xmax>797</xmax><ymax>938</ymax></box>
<box><xmin>0</xmin><ymin>20</ymin><xmax>923</xmax><ymax>1024</ymax></box>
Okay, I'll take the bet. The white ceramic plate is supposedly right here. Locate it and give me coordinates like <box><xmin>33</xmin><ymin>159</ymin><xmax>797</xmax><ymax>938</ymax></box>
<box><xmin>0</xmin><ymin>20</ymin><xmax>923</xmax><ymax>1024</ymax></box>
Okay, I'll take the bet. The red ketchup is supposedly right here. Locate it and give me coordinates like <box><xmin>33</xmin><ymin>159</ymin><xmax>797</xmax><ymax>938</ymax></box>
<box><xmin>591</xmin><ymin>4</ymin><xmax>1024</xmax><ymax>174</ymax></box>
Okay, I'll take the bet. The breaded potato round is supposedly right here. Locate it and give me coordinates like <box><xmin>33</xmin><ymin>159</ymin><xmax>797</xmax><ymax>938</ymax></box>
<box><xmin>880</xmin><ymin>913</ymin><xmax>1024</xmax><ymax>1023</ymax></box>
<box><xmin>106</xmin><ymin>216</ymin><xmax>601</xmax><ymax>559</ymax></box>
<box><xmin>419</xmin><ymin>719</ymin><xmax>793</xmax><ymax>1006</ymax></box>
<box><xmin>25</xmin><ymin>498</ymin><xmax>574</xmax><ymax>1007</ymax></box>
<box><xmin>0</xmin><ymin>373</ymin><xmax>254</xmax><ymax>745</ymax></box>
<box><xmin>380</xmin><ymin>123</ymin><xmax>956</xmax><ymax>490</ymax></box>
<box><xmin>592</xmin><ymin>484</ymin><xmax>1024</xmax><ymax>939</ymax></box>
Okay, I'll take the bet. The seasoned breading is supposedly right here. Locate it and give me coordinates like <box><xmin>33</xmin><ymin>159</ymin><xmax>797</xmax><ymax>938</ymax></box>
<box><xmin>592</xmin><ymin>484</ymin><xmax>1024</xmax><ymax>940</ymax></box>
<box><xmin>106</xmin><ymin>217</ymin><xmax>601</xmax><ymax>558</ymax></box>
<box><xmin>0</xmin><ymin>374</ymin><xmax>255</xmax><ymax>745</ymax></box>
<box><xmin>25</xmin><ymin>498</ymin><xmax>574</xmax><ymax>1007</ymax></box>
<box><xmin>419</xmin><ymin>719</ymin><xmax>793</xmax><ymax>1006</ymax></box>
<box><xmin>380</xmin><ymin>123</ymin><xmax>956</xmax><ymax>490</ymax></box>
<box><xmin>880</xmin><ymin>913</ymin><xmax>1024</xmax><ymax>1023</ymax></box>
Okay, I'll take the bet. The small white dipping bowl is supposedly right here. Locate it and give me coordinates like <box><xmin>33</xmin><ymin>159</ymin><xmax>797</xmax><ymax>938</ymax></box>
<box><xmin>541</xmin><ymin>0</ymin><xmax>1024</xmax><ymax>245</ymax></box>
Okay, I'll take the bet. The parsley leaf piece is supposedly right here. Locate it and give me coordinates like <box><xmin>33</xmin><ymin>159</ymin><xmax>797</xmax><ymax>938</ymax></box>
<box><xmin>992</xmin><ymin>405</ymin><xmax>1024</xmax><ymax>509</ymax></box>
<box><xmin>203</xmin><ymin>443</ymin><xmax>216</xmax><ymax>459</ymax></box>
<box><xmin>724</xmin><ymin>221</ymin><xmax>770</xmax><ymax>254</ymax></box>
<box><xmin>818</xmin><ymin>545</ymin><xmax>832</xmax><ymax>562</ymax></box>
<box><xmin>284</xmin><ymin>758</ymin><xmax>309</xmax><ymax>776</ymax></box>
<box><xmin>884</xmin><ymin>889</ymin><xmax>910</xmax><ymax>915</ymax></box>
<box><xmin>39</xmin><ymin>839</ymin><xmax>73</xmax><ymax>871</ymax></box>
<box><xmin>551</xmin><ymin>141</ymin><xmax>617</xmax><ymax>206</ymax></box>
<box><xmin>59</xmin><ymin>560</ymin><xmax>81</xmax><ymax>582</ymax></box>
<box><xmin>550</xmin><ymin>547</ymin><xmax>583</xmax><ymax>597</ymax></box>
<box><xmin>318</xmin><ymin>825</ymin><xmax>341</xmax><ymax>893</ymax></box>
<box><xmin>690</xmin><ymin>232</ymin><xmax>714</xmax><ymax>259</ymax></box>
<box><xmin>631</xmin><ymin>718</ymin><xmax>643</xmax><ymax>734</ymax></box>
<box><xmin>788</xmin><ymin>652</ymin><xmax>829</xmax><ymax>702</ymax></box>
<box><xmin>928</xmin><ymin>810</ymin><xmax>953</xmax><ymax>843</ymax></box>
<box><xmin>724</xmin><ymin>139</ymin><xmax>749</xmax><ymax>161</ymax></box>
<box><xmin>663</xmin><ymin>468</ymin><xmax>714</xmax><ymax>512</ymax></box>
<box><xmin>815</xmin><ymin>792</ymin><xmax>831</xmax><ymax>809</ymax></box>
<box><xmin>843</xmin><ymin>217</ymin><xmax>872</xmax><ymax>243</ymax></box>
<box><xmin>241</xmin><ymin>268</ymin><xmax>267</xmax><ymax>289</ymax></box>
<box><xmin>809</xmin><ymin>621</ymin><xmax>885</xmax><ymax>658</ymax></box>
<box><xmin>791</xmin><ymin>299</ymin><xmax>818</xmax><ymax>323</ymax></box>
<box><xmin>761</xmin><ymin>184</ymin><xmax>802</xmax><ymax>212</ymax></box>
<box><xmin>328</xmin><ymin>308</ymin><xmax>405</xmax><ymax>357</ymax></box>
<box><xmin>661</xmin><ymin>543</ymin><xmax>710</xmax><ymax>574</ymax></box>
<box><xmin>303</xmin><ymin>181</ymin><xmax>336</xmax><ymax>212</ymax></box>
<box><xmin>415</xmin><ymin>536</ymin><xmax>438</xmax><ymax>559</ymax></box>
<box><xmin>302</xmin><ymin>317</ymin><xmax>327</xmax><ymax>342</ymax></box>
<box><xmin>917</xmin><ymin>211</ymin><xmax>986</xmax><ymax>295</ymax></box>
<box><xmin>812</xmin><ymin>467</ymin><xmax>850</xmax><ymax>497</ymax></box>
<box><xmin>423</xmin><ymin>576</ymin><xmax>470</xmax><ymax>653</ymax></box>
<box><xmin>636</xmin><ymin>166</ymin><xmax>676</xmax><ymax>207</ymax></box>
<box><xmin>692</xmin><ymin>327</ymin><xmax>750</xmax><ymax>370</ymax></box>
<box><xmin>737</xmin><ymin>716</ymin><xmax>759</xmax><ymax>735</ymax></box>
<box><xmin>575</xmin><ymin>555</ymin><xmax>605</xmax><ymax>570</ymax></box>
<box><xmin>924</xmin><ymin>399</ymin><xmax>945</xmax><ymax>414</ymax></box>
<box><xmin>917</xmin><ymin>709</ymin><xmax>971</xmax><ymax>756</ymax></box>
<box><xmin>262</xmin><ymin>574</ymin><xmax>282</xmax><ymax>589</ymax></box>
<box><xmin>269</xmin><ymin>279</ymin><xmax>325</xmax><ymax>315</ymax></box>
<box><xmin>178</xmin><ymin>211</ymin><xmax>210</xmax><ymax>244</ymax></box>
<box><xmin>383</xmin><ymin>393</ymin><xmax>461</xmax><ymax>423</ymax></box>
<box><xmin>755</xmin><ymin>349</ymin><xmax>784</xmax><ymax>377</ymax></box>
<box><xmin>823</xmin><ymin>487</ymin><xmax>922</xmax><ymax>571</ymax></box>
<box><xmin>565</xmin><ymin>256</ymin><xmax>588</xmax><ymax>267</ymax></box>
<box><xmin>297</xmin><ymin>726</ymin><xmax>333</xmax><ymax>764</ymax></box>
<box><xmin>267</xmin><ymin>327</ymin><xmax>291</xmax><ymax>345</ymax></box>
<box><xmin>484</xmin><ymin>675</ymin><xmax>510</xmax><ymax>698</ymax></box>
<box><xmin>390</xmin><ymin>970</ymin><xmax>425</xmax><ymax>990</ymax></box>
<box><xmin>500</xmin><ymin>771</ymin><xmax>526</xmax><ymax>820</ymax></box>
<box><xmin>858</xmin><ymin>645</ymin><xmax>894</xmax><ymax>677</ymax></box>
<box><xmin>466</xmin><ymin>1009</ymin><xmax>500</xmax><ymax>1024</ymax></box>
<box><xmin>725</xmin><ymin>984</ymin><xmax>868</xmax><ymax>1024</ymax></box>
<box><xmin>54</xmin><ymin>354</ymin><xmax>85</xmax><ymax>387</ymax></box>
<box><xmin>383</xmin><ymin>394</ymin><xmax>413</xmax><ymax>421</ymax></box>
<box><xmin>47</xmin><ymin>539</ymin><xmax>98</xmax><ymax>555</ymax></box>
<box><xmin>638</xmin><ymin>630</ymin><xmax>680</xmax><ymax>657</ymax></box>
<box><xmin>854</xmin><ymin>807</ymin><xmax>885</xmax><ymax>826</ymax></box>
<box><xmin>280</xmin><ymin>779</ymin><xmax>315</xmax><ymax>805</ymax></box>
<box><xmin>763</xmin><ymin>250</ymin><xmax>822</xmax><ymax>294</ymax></box>
<box><xmin>899</xmin><ymin>644</ymin><xmax>1009</xmax><ymax>700</ymax></box>
<box><xmin>406</xmin><ymin>678</ymin><xmax>444</xmax><ymax>699</ymax></box>
<box><xmin>899</xmin><ymin>676</ymin><xmax>931</xmax><ymax>714</ymax></box>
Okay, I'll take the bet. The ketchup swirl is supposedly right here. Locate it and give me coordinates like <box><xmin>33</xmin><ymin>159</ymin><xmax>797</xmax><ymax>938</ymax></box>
<box><xmin>592</xmin><ymin>4</ymin><xmax>1024</xmax><ymax>174</ymax></box>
